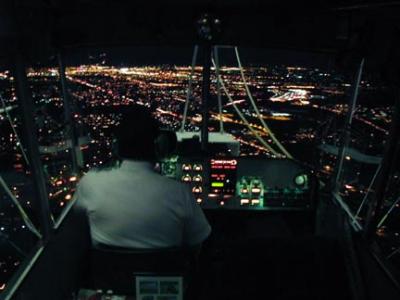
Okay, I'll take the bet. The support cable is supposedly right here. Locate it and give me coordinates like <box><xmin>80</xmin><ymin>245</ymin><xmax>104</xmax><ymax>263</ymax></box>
<box><xmin>58</xmin><ymin>52</ymin><xmax>80</xmax><ymax>173</ymax></box>
<box><xmin>213</xmin><ymin>46</ymin><xmax>224</xmax><ymax>133</ymax></box>
<box><xmin>0</xmin><ymin>94</ymin><xmax>30</xmax><ymax>165</ymax></box>
<box><xmin>181</xmin><ymin>45</ymin><xmax>198</xmax><ymax>132</ymax></box>
<box><xmin>364</xmin><ymin>89</ymin><xmax>400</xmax><ymax>240</ymax></box>
<box><xmin>200</xmin><ymin>42</ymin><xmax>212</xmax><ymax>152</ymax></box>
<box><xmin>0</xmin><ymin>232</ymin><xmax>26</xmax><ymax>257</ymax></box>
<box><xmin>14</xmin><ymin>54</ymin><xmax>52</xmax><ymax>238</ymax></box>
<box><xmin>334</xmin><ymin>58</ymin><xmax>364</xmax><ymax>192</ymax></box>
<box><xmin>332</xmin><ymin>192</ymin><xmax>363</xmax><ymax>231</ymax></box>
<box><xmin>211</xmin><ymin>58</ymin><xmax>280</xmax><ymax>156</ymax></box>
<box><xmin>355</xmin><ymin>163</ymin><xmax>382</xmax><ymax>218</ymax></box>
<box><xmin>377</xmin><ymin>195</ymin><xmax>400</xmax><ymax>228</ymax></box>
<box><xmin>387</xmin><ymin>246</ymin><xmax>400</xmax><ymax>259</ymax></box>
<box><xmin>234</xmin><ymin>47</ymin><xmax>293</xmax><ymax>159</ymax></box>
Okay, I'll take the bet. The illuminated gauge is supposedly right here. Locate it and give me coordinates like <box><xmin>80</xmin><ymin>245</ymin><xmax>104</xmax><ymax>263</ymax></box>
<box><xmin>294</xmin><ymin>174</ymin><xmax>308</xmax><ymax>186</ymax></box>
<box><xmin>192</xmin><ymin>186</ymin><xmax>203</xmax><ymax>194</ymax></box>
<box><xmin>240</xmin><ymin>199</ymin><xmax>250</xmax><ymax>205</ymax></box>
<box><xmin>193</xmin><ymin>164</ymin><xmax>203</xmax><ymax>171</ymax></box>
<box><xmin>165</xmin><ymin>163</ymin><xmax>176</xmax><ymax>173</ymax></box>
<box><xmin>193</xmin><ymin>175</ymin><xmax>203</xmax><ymax>182</ymax></box>
<box><xmin>251</xmin><ymin>188</ymin><xmax>261</xmax><ymax>193</ymax></box>
<box><xmin>240</xmin><ymin>178</ymin><xmax>249</xmax><ymax>184</ymax></box>
<box><xmin>251</xmin><ymin>199</ymin><xmax>260</xmax><ymax>205</ymax></box>
<box><xmin>182</xmin><ymin>164</ymin><xmax>192</xmax><ymax>171</ymax></box>
<box><xmin>211</xmin><ymin>182</ymin><xmax>224</xmax><ymax>188</ymax></box>
<box><xmin>196</xmin><ymin>198</ymin><xmax>203</xmax><ymax>204</ymax></box>
<box><xmin>181</xmin><ymin>174</ymin><xmax>192</xmax><ymax>182</ymax></box>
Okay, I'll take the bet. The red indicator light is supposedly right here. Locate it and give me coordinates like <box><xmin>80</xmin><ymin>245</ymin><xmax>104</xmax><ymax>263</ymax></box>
<box><xmin>211</xmin><ymin>159</ymin><xmax>237</xmax><ymax>166</ymax></box>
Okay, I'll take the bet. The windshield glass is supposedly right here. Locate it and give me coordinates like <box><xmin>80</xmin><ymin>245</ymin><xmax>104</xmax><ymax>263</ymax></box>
<box><xmin>1</xmin><ymin>45</ymin><xmax>398</xmax><ymax>292</ymax></box>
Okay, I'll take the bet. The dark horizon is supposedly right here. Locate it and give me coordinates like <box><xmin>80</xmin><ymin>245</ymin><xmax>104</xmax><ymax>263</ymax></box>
<box><xmin>29</xmin><ymin>46</ymin><xmax>336</xmax><ymax>70</ymax></box>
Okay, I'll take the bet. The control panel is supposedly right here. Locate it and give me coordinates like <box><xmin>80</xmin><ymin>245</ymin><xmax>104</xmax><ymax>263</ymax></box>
<box><xmin>161</xmin><ymin>156</ymin><xmax>314</xmax><ymax>210</ymax></box>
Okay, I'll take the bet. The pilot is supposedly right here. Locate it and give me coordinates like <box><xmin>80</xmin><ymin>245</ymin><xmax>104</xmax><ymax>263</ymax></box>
<box><xmin>75</xmin><ymin>106</ymin><xmax>211</xmax><ymax>250</ymax></box>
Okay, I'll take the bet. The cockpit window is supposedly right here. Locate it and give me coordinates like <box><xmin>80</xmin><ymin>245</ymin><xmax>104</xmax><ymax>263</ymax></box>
<box><xmin>0</xmin><ymin>72</ymin><xmax>40</xmax><ymax>291</ymax></box>
<box><xmin>1</xmin><ymin>44</ymin><xmax>399</xmax><ymax>294</ymax></box>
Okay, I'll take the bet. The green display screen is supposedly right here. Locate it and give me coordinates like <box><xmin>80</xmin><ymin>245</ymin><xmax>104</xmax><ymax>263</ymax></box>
<box><xmin>211</xmin><ymin>182</ymin><xmax>224</xmax><ymax>187</ymax></box>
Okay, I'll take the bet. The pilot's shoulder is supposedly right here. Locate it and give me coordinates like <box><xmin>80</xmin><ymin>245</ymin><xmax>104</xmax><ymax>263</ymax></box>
<box><xmin>153</xmin><ymin>172</ymin><xmax>187</xmax><ymax>192</ymax></box>
<box><xmin>79</xmin><ymin>165</ymin><xmax>117</xmax><ymax>186</ymax></box>
<box><xmin>90</xmin><ymin>162</ymin><xmax>121</xmax><ymax>174</ymax></box>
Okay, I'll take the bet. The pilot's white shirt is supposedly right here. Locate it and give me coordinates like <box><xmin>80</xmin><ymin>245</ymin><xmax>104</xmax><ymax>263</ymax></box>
<box><xmin>76</xmin><ymin>160</ymin><xmax>211</xmax><ymax>249</ymax></box>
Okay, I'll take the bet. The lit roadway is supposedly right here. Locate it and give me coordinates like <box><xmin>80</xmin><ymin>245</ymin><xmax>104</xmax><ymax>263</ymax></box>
<box><xmin>312</xmin><ymin>104</ymin><xmax>388</xmax><ymax>134</ymax></box>
<box><xmin>67</xmin><ymin>76</ymin><xmax>278</xmax><ymax>152</ymax></box>
<box><xmin>65</xmin><ymin>73</ymin><xmax>388</xmax><ymax>157</ymax></box>
<box><xmin>67</xmin><ymin>75</ymin><xmax>274</xmax><ymax>154</ymax></box>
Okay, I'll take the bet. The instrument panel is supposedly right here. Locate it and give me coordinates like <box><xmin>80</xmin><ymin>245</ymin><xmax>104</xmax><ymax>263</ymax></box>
<box><xmin>161</xmin><ymin>156</ymin><xmax>315</xmax><ymax>211</ymax></box>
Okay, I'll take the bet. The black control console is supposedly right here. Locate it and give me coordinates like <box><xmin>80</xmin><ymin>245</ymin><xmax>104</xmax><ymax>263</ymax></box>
<box><xmin>161</xmin><ymin>156</ymin><xmax>315</xmax><ymax>211</ymax></box>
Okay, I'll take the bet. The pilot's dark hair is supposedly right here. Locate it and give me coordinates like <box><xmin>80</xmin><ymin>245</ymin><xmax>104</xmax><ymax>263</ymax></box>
<box><xmin>115</xmin><ymin>105</ymin><xmax>160</xmax><ymax>160</ymax></box>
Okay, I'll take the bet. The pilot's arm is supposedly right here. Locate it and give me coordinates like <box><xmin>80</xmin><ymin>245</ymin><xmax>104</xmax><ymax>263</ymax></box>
<box><xmin>182</xmin><ymin>185</ymin><xmax>211</xmax><ymax>249</ymax></box>
<box><xmin>73</xmin><ymin>174</ymin><xmax>90</xmax><ymax>211</ymax></box>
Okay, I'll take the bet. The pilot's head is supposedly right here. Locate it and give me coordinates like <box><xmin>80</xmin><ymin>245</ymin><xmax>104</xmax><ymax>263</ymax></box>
<box><xmin>115</xmin><ymin>105</ymin><xmax>160</xmax><ymax>161</ymax></box>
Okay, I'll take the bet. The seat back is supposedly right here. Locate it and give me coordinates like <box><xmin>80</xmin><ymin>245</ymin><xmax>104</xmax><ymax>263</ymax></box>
<box><xmin>88</xmin><ymin>245</ymin><xmax>196</xmax><ymax>296</ymax></box>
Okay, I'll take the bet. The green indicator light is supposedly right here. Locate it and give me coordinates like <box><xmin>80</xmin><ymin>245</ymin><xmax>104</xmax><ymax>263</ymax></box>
<box><xmin>211</xmin><ymin>182</ymin><xmax>224</xmax><ymax>187</ymax></box>
<box><xmin>295</xmin><ymin>174</ymin><xmax>308</xmax><ymax>186</ymax></box>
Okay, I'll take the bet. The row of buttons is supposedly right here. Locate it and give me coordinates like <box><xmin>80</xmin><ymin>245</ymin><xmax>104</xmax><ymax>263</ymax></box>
<box><xmin>182</xmin><ymin>164</ymin><xmax>203</xmax><ymax>172</ymax></box>
<box><xmin>181</xmin><ymin>174</ymin><xmax>202</xmax><ymax>182</ymax></box>
<box><xmin>240</xmin><ymin>187</ymin><xmax>262</xmax><ymax>194</ymax></box>
<box><xmin>240</xmin><ymin>199</ymin><xmax>261</xmax><ymax>205</ymax></box>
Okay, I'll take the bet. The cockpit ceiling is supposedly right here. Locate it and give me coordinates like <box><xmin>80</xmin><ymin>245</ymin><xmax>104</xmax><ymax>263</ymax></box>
<box><xmin>0</xmin><ymin>1</ymin><xmax>399</xmax><ymax>62</ymax></box>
